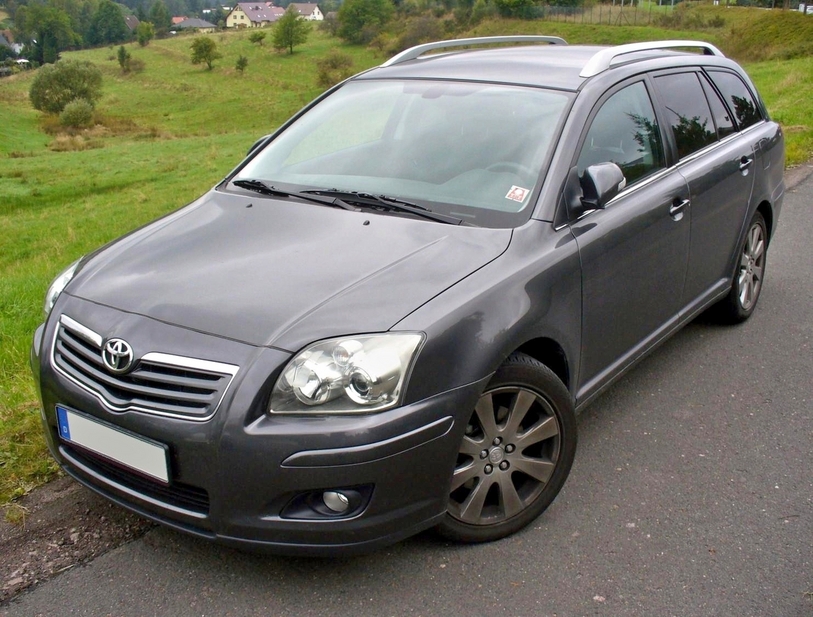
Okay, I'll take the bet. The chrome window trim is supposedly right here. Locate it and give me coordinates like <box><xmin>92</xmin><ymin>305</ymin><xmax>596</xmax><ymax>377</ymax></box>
<box><xmin>52</xmin><ymin>315</ymin><xmax>240</xmax><ymax>423</ymax></box>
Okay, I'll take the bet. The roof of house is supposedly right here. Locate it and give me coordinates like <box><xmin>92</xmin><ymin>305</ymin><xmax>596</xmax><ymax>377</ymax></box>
<box><xmin>232</xmin><ymin>3</ymin><xmax>283</xmax><ymax>22</ymax></box>
<box><xmin>290</xmin><ymin>3</ymin><xmax>319</xmax><ymax>14</ymax></box>
<box><xmin>124</xmin><ymin>15</ymin><xmax>140</xmax><ymax>31</ymax></box>
<box><xmin>176</xmin><ymin>18</ymin><xmax>218</xmax><ymax>28</ymax></box>
<box><xmin>0</xmin><ymin>33</ymin><xmax>11</xmax><ymax>50</ymax></box>
<box><xmin>171</xmin><ymin>16</ymin><xmax>187</xmax><ymax>24</ymax></box>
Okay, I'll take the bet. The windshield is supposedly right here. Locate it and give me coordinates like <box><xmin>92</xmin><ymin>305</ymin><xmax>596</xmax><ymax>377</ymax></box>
<box><xmin>234</xmin><ymin>79</ymin><xmax>571</xmax><ymax>227</ymax></box>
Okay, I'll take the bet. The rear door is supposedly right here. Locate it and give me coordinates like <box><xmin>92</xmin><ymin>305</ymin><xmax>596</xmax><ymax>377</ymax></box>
<box><xmin>651</xmin><ymin>70</ymin><xmax>757</xmax><ymax>315</ymax></box>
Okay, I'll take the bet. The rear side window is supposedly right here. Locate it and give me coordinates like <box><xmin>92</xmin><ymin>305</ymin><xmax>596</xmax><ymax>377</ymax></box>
<box><xmin>654</xmin><ymin>72</ymin><xmax>716</xmax><ymax>159</ymax></box>
<box><xmin>577</xmin><ymin>81</ymin><xmax>665</xmax><ymax>186</ymax></box>
<box><xmin>700</xmin><ymin>74</ymin><xmax>735</xmax><ymax>139</ymax></box>
<box><xmin>707</xmin><ymin>70</ymin><xmax>762</xmax><ymax>130</ymax></box>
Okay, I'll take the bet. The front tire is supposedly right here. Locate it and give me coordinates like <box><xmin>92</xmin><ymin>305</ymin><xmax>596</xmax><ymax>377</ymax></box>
<box><xmin>437</xmin><ymin>353</ymin><xmax>577</xmax><ymax>543</ymax></box>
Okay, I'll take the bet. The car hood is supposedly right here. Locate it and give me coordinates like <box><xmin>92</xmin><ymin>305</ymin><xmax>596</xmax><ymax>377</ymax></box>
<box><xmin>69</xmin><ymin>191</ymin><xmax>512</xmax><ymax>350</ymax></box>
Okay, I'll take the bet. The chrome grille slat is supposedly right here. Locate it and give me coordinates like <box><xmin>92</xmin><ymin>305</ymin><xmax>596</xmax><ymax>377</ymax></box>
<box><xmin>52</xmin><ymin>315</ymin><xmax>239</xmax><ymax>421</ymax></box>
<box><xmin>57</xmin><ymin>339</ymin><xmax>217</xmax><ymax>404</ymax></box>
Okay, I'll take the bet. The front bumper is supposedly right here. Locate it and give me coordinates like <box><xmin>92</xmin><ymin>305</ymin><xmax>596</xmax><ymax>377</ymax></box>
<box><xmin>32</xmin><ymin>300</ymin><xmax>485</xmax><ymax>555</ymax></box>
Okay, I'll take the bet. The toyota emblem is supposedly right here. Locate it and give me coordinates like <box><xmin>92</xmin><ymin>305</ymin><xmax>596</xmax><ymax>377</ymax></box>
<box><xmin>102</xmin><ymin>338</ymin><xmax>134</xmax><ymax>374</ymax></box>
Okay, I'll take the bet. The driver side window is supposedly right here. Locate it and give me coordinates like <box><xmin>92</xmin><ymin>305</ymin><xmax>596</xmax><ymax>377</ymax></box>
<box><xmin>577</xmin><ymin>81</ymin><xmax>665</xmax><ymax>186</ymax></box>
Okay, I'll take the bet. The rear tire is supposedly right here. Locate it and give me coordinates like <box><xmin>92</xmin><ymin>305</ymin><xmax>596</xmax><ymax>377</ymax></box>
<box><xmin>437</xmin><ymin>353</ymin><xmax>577</xmax><ymax>543</ymax></box>
<box><xmin>714</xmin><ymin>211</ymin><xmax>768</xmax><ymax>324</ymax></box>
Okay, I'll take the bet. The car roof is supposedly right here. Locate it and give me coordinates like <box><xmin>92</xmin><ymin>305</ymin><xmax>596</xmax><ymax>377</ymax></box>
<box><xmin>357</xmin><ymin>39</ymin><xmax>727</xmax><ymax>92</ymax></box>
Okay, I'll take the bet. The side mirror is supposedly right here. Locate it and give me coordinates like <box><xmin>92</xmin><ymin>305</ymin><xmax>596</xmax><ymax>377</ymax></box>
<box><xmin>247</xmin><ymin>134</ymin><xmax>271</xmax><ymax>156</ymax></box>
<box><xmin>580</xmin><ymin>162</ymin><xmax>626</xmax><ymax>210</ymax></box>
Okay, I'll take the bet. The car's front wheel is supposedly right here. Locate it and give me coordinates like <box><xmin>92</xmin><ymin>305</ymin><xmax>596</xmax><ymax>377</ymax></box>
<box><xmin>437</xmin><ymin>353</ymin><xmax>577</xmax><ymax>543</ymax></box>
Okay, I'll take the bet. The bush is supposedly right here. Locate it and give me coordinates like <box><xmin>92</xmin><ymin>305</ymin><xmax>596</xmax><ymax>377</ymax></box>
<box><xmin>248</xmin><ymin>31</ymin><xmax>266</xmax><ymax>46</ymax></box>
<box><xmin>136</xmin><ymin>21</ymin><xmax>155</xmax><ymax>47</ymax></box>
<box><xmin>29</xmin><ymin>59</ymin><xmax>103</xmax><ymax>115</ymax></box>
<box><xmin>316</xmin><ymin>50</ymin><xmax>354</xmax><ymax>89</ymax></box>
<box><xmin>128</xmin><ymin>58</ymin><xmax>146</xmax><ymax>74</ymax></box>
<box><xmin>236</xmin><ymin>54</ymin><xmax>248</xmax><ymax>73</ymax></box>
<box><xmin>59</xmin><ymin>98</ymin><xmax>95</xmax><ymax>129</ymax></box>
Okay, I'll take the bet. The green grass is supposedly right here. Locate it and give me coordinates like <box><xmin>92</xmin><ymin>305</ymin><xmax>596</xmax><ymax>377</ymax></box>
<box><xmin>0</xmin><ymin>21</ymin><xmax>811</xmax><ymax>505</ymax></box>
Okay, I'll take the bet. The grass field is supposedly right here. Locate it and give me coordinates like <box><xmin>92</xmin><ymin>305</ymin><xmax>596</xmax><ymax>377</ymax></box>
<box><xmin>1</xmin><ymin>19</ymin><xmax>811</xmax><ymax>505</ymax></box>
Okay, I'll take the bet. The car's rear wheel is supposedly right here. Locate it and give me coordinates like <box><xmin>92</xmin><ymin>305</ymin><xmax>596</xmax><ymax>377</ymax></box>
<box><xmin>437</xmin><ymin>353</ymin><xmax>577</xmax><ymax>542</ymax></box>
<box><xmin>715</xmin><ymin>211</ymin><xmax>768</xmax><ymax>324</ymax></box>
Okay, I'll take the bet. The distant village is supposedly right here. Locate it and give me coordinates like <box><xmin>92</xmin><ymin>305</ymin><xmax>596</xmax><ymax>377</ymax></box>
<box><xmin>0</xmin><ymin>1</ymin><xmax>326</xmax><ymax>74</ymax></box>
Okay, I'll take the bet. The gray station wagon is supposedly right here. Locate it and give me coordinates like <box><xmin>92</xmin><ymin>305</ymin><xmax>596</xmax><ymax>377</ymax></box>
<box><xmin>31</xmin><ymin>36</ymin><xmax>784</xmax><ymax>555</ymax></box>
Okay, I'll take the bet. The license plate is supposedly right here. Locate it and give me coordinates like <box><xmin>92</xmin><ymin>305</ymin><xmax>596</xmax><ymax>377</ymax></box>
<box><xmin>56</xmin><ymin>406</ymin><xmax>169</xmax><ymax>484</ymax></box>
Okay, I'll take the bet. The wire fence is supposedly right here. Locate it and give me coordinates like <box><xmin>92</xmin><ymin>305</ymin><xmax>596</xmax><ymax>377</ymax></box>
<box><xmin>534</xmin><ymin>1</ymin><xmax>676</xmax><ymax>26</ymax></box>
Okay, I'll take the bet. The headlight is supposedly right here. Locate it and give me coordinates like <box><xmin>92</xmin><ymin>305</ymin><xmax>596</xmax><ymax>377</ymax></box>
<box><xmin>269</xmin><ymin>333</ymin><xmax>424</xmax><ymax>414</ymax></box>
<box><xmin>43</xmin><ymin>257</ymin><xmax>83</xmax><ymax>319</ymax></box>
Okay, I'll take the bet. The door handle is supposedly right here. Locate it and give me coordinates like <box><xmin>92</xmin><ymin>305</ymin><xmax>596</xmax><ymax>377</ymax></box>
<box><xmin>669</xmin><ymin>198</ymin><xmax>690</xmax><ymax>220</ymax></box>
<box><xmin>739</xmin><ymin>156</ymin><xmax>753</xmax><ymax>172</ymax></box>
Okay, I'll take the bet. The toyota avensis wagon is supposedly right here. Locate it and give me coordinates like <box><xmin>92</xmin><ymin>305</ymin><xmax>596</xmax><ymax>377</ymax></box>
<box><xmin>31</xmin><ymin>37</ymin><xmax>784</xmax><ymax>555</ymax></box>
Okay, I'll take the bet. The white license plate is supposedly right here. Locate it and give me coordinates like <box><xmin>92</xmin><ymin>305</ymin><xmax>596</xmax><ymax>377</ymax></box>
<box><xmin>56</xmin><ymin>406</ymin><xmax>169</xmax><ymax>484</ymax></box>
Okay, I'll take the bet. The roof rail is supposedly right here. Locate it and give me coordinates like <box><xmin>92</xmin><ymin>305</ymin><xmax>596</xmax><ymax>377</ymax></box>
<box><xmin>579</xmin><ymin>40</ymin><xmax>724</xmax><ymax>78</ymax></box>
<box><xmin>382</xmin><ymin>36</ymin><xmax>568</xmax><ymax>67</ymax></box>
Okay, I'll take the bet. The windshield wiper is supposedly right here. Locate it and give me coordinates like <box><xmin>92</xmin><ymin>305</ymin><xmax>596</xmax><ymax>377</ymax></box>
<box><xmin>301</xmin><ymin>189</ymin><xmax>465</xmax><ymax>225</ymax></box>
<box><xmin>232</xmin><ymin>179</ymin><xmax>359</xmax><ymax>211</ymax></box>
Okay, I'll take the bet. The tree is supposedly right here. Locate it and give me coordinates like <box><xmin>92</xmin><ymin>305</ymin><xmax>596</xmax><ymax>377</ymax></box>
<box><xmin>248</xmin><ymin>31</ymin><xmax>266</xmax><ymax>46</ymax></box>
<box><xmin>136</xmin><ymin>21</ymin><xmax>155</xmax><ymax>46</ymax></box>
<box><xmin>273</xmin><ymin>5</ymin><xmax>310</xmax><ymax>54</ymax></box>
<box><xmin>337</xmin><ymin>0</ymin><xmax>394</xmax><ymax>44</ymax></box>
<box><xmin>148</xmin><ymin>0</ymin><xmax>172</xmax><ymax>34</ymax></box>
<box><xmin>190</xmin><ymin>37</ymin><xmax>221</xmax><ymax>70</ymax></box>
<box><xmin>15</xmin><ymin>4</ymin><xmax>81</xmax><ymax>64</ymax></box>
<box><xmin>117</xmin><ymin>45</ymin><xmax>131</xmax><ymax>72</ymax></box>
<box><xmin>29</xmin><ymin>59</ymin><xmax>103</xmax><ymax>114</ymax></box>
<box><xmin>87</xmin><ymin>0</ymin><xmax>130</xmax><ymax>46</ymax></box>
<box><xmin>235</xmin><ymin>54</ymin><xmax>248</xmax><ymax>73</ymax></box>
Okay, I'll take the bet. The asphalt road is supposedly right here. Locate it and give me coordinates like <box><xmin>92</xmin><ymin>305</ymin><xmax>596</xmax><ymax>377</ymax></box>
<box><xmin>3</xmin><ymin>171</ymin><xmax>812</xmax><ymax>617</ymax></box>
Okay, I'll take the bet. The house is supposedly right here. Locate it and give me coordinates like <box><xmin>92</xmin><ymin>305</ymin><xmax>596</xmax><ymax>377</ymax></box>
<box><xmin>226</xmin><ymin>3</ymin><xmax>284</xmax><ymax>27</ymax></box>
<box><xmin>124</xmin><ymin>15</ymin><xmax>140</xmax><ymax>32</ymax></box>
<box><xmin>289</xmin><ymin>3</ymin><xmax>323</xmax><ymax>20</ymax></box>
<box><xmin>176</xmin><ymin>18</ymin><xmax>218</xmax><ymax>32</ymax></box>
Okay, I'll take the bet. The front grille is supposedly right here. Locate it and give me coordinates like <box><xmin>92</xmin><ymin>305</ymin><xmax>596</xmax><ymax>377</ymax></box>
<box><xmin>63</xmin><ymin>444</ymin><xmax>210</xmax><ymax>515</ymax></box>
<box><xmin>53</xmin><ymin>315</ymin><xmax>239</xmax><ymax>421</ymax></box>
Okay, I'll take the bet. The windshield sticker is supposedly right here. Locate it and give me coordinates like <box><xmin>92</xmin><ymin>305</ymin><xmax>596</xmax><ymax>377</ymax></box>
<box><xmin>506</xmin><ymin>186</ymin><xmax>530</xmax><ymax>203</ymax></box>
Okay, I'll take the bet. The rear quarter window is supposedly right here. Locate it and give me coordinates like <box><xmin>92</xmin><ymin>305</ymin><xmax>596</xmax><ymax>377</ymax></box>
<box><xmin>706</xmin><ymin>70</ymin><xmax>763</xmax><ymax>130</ymax></box>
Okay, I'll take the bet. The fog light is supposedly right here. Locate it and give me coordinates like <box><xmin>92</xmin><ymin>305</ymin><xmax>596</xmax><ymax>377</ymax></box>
<box><xmin>322</xmin><ymin>491</ymin><xmax>350</xmax><ymax>513</ymax></box>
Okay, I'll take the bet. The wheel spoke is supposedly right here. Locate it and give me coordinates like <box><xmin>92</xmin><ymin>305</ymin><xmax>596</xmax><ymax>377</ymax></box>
<box><xmin>459</xmin><ymin>435</ymin><xmax>484</xmax><ymax>457</ymax></box>
<box><xmin>498</xmin><ymin>473</ymin><xmax>524</xmax><ymax>519</ymax></box>
<box><xmin>502</xmin><ymin>389</ymin><xmax>535</xmax><ymax>437</ymax></box>
<box><xmin>752</xmin><ymin>236</ymin><xmax>765</xmax><ymax>261</ymax></box>
<box><xmin>474</xmin><ymin>393</ymin><xmax>498</xmax><ymax>438</ymax></box>
<box><xmin>515</xmin><ymin>415</ymin><xmax>559</xmax><ymax>449</ymax></box>
<box><xmin>450</xmin><ymin>461</ymin><xmax>480</xmax><ymax>492</ymax></box>
<box><xmin>459</xmin><ymin>477</ymin><xmax>493</xmax><ymax>523</ymax></box>
<box><xmin>512</xmin><ymin>457</ymin><xmax>555</xmax><ymax>484</ymax></box>
<box><xmin>739</xmin><ymin>276</ymin><xmax>751</xmax><ymax>307</ymax></box>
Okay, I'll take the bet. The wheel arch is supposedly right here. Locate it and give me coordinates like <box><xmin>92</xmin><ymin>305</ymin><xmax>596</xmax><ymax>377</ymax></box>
<box><xmin>756</xmin><ymin>200</ymin><xmax>774</xmax><ymax>245</ymax></box>
<box><xmin>514</xmin><ymin>337</ymin><xmax>570</xmax><ymax>390</ymax></box>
